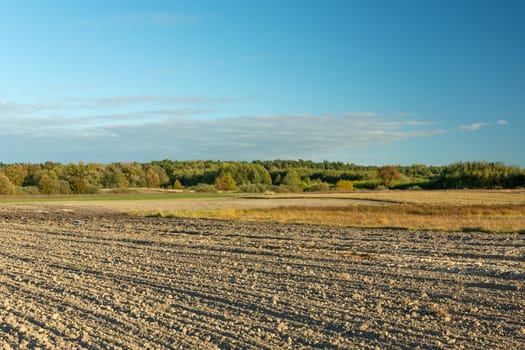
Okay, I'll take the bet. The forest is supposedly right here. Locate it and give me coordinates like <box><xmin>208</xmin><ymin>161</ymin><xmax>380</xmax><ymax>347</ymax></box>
<box><xmin>0</xmin><ymin>160</ymin><xmax>524</xmax><ymax>195</ymax></box>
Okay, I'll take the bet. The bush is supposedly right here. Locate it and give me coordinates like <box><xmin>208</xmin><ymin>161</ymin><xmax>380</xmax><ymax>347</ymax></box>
<box><xmin>278</xmin><ymin>184</ymin><xmax>303</xmax><ymax>193</ymax></box>
<box><xmin>353</xmin><ymin>180</ymin><xmax>381</xmax><ymax>190</ymax></box>
<box><xmin>335</xmin><ymin>179</ymin><xmax>354</xmax><ymax>191</ymax></box>
<box><xmin>305</xmin><ymin>181</ymin><xmax>330</xmax><ymax>192</ymax></box>
<box><xmin>15</xmin><ymin>186</ymin><xmax>40</xmax><ymax>195</ymax></box>
<box><xmin>85</xmin><ymin>184</ymin><xmax>100</xmax><ymax>194</ymax></box>
<box><xmin>191</xmin><ymin>183</ymin><xmax>218</xmax><ymax>193</ymax></box>
<box><xmin>65</xmin><ymin>177</ymin><xmax>99</xmax><ymax>194</ymax></box>
<box><xmin>237</xmin><ymin>184</ymin><xmax>269</xmax><ymax>193</ymax></box>
<box><xmin>103</xmin><ymin>188</ymin><xmax>139</xmax><ymax>194</ymax></box>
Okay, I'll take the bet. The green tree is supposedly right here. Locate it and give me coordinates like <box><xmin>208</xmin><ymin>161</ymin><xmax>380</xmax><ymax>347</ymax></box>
<box><xmin>281</xmin><ymin>169</ymin><xmax>302</xmax><ymax>186</ymax></box>
<box><xmin>101</xmin><ymin>164</ymin><xmax>128</xmax><ymax>188</ymax></box>
<box><xmin>120</xmin><ymin>162</ymin><xmax>146</xmax><ymax>187</ymax></box>
<box><xmin>173</xmin><ymin>179</ymin><xmax>184</xmax><ymax>190</ymax></box>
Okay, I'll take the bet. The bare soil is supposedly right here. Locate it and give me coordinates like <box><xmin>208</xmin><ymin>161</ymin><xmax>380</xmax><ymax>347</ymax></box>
<box><xmin>0</xmin><ymin>204</ymin><xmax>523</xmax><ymax>349</ymax></box>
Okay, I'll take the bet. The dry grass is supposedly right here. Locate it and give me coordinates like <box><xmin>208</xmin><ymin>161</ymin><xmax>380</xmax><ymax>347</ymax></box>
<box><xmin>114</xmin><ymin>190</ymin><xmax>525</xmax><ymax>232</ymax></box>
<box><xmin>149</xmin><ymin>203</ymin><xmax>525</xmax><ymax>233</ymax></box>
<box><xmin>261</xmin><ymin>189</ymin><xmax>525</xmax><ymax>205</ymax></box>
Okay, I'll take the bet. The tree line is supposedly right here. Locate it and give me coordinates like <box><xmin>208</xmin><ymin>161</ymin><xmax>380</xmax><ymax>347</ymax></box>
<box><xmin>0</xmin><ymin>160</ymin><xmax>523</xmax><ymax>195</ymax></box>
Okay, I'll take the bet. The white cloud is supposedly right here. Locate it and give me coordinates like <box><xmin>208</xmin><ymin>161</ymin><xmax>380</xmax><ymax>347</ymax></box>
<box><xmin>68</xmin><ymin>95</ymin><xmax>237</xmax><ymax>108</ymax></box>
<box><xmin>0</xmin><ymin>111</ymin><xmax>445</xmax><ymax>162</ymax></box>
<box><xmin>458</xmin><ymin>120</ymin><xmax>510</xmax><ymax>131</ymax></box>
<box><xmin>3</xmin><ymin>96</ymin><xmax>234</xmax><ymax>118</ymax></box>
<box><xmin>0</xmin><ymin>96</ymin><xmax>446</xmax><ymax>163</ymax></box>
<box><xmin>459</xmin><ymin>123</ymin><xmax>489</xmax><ymax>131</ymax></box>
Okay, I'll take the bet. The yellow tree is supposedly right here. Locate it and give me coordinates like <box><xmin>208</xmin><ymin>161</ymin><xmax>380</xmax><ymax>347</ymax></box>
<box><xmin>215</xmin><ymin>173</ymin><xmax>236</xmax><ymax>191</ymax></box>
<box><xmin>0</xmin><ymin>173</ymin><xmax>15</xmax><ymax>194</ymax></box>
<box><xmin>145</xmin><ymin>168</ymin><xmax>161</xmax><ymax>188</ymax></box>
<box><xmin>4</xmin><ymin>164</ymin><xmax>28</xmax><ymax>186</ymax></box>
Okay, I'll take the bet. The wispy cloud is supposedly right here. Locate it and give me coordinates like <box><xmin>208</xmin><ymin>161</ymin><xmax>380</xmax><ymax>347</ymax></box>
<box><xmin>458</xmin><ymin>119</ymin><xmax>510</xmax><ymax>132</ymax></box>
<box><xmin>459</xmin><ymin>123</ymin><xmax>489</xmax><ymax>132</ymax></box>
<box><xmin>67</xmin><ymin>95</ymin><xmax>239</xmax><ymax>108</ymax></box>
<box><xmin>0</xmin><ymin>95</ymin><xmax>449</xmax><ymax>162</ymax></box>
<box><xmin>0</xmin><ymin>95</ymin><xmax>233</xmax><ymax>118</ymax></box>
<box><xmin>0</xmin><ymin>107</ymin><xmax>445</xmax><ymax>162</ymax></box>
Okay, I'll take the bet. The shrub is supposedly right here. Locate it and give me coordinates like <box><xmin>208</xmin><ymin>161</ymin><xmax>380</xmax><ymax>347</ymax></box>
<box><xmin>192</xmin><ymin>183</ymin><xmax>218</xmax><ymax>193</ymax></box>
<box><xmin>305</xmin><ymin>181</ymin><xmax>330</xmax><ymax>192</ymax></box>
<box><xmin>15</xmin><ymin>186</ymin><xmax>40</xmax><ymax>195</ymax></box>
<box><xmin>336</xmin><ymin>179</ymin><xmax>354</xmax><ymax>191</ymax></box>
<box><xmin>353</xmin><ymin>180</ymin><xmax>381</xmax><ymax>190</ymax></box>
<box><xmin>278</xmin><ymin>184</ymin><xmax>303</xmax><ymax>193</ymax></box>
<box><xmin>103</xmin><ymin>187</ymin><xmax>139</xmax><ymax>194</ymax></box>
<box><xmin>238</xmin><ymin>183</ymin><xmax>269</xmax><ymax>193</ymax></box>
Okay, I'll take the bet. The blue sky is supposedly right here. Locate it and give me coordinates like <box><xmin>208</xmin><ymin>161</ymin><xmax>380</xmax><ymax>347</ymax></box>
<box><xmin>1</xmin><ymin>0</ymin><xmax>524</xmax><ymax>166</ymax></box>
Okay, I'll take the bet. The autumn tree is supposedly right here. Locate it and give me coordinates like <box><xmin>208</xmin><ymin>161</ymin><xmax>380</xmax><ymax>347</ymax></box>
<box><xmin>145</xmin><ymin>168</ymin><xmax>161</xmax><ymax>188</ymax></box>
<box><xmin>69</xmin><ymin>177</ymin><xmax>88</xmax><ymax>194</ymax></box>
<box><xmin>215</xmin><ymin>173</ymin><xmax>236</xmax><ymax>191</ymax></box>
<box><xmin>38</xmin><ymin>175</ymin><xmax>57</xmax><ymax>194</ymax></box>
<box><xmin>38</xmin><ymin>175</ymin><xmax>71</xmax><ymax>194</ymax></box>
<box><xmin>377</xmin><ymin>166</ymin><xmax>400</xmax><ymax>188</ymax></box>
<box><xmin>0</xmin><ymin>173</ymin><xmax>15</xmax><ymax>194</ymax></box>
<box><xmin>120</xmin><ymin>162</ymin><xmax>146</xmax><ymax>187</ymax></box>
<box><xmin>4</xmin><ymin>164</ymin><xmax>28</xmax><ymax>186</ymax></box>
<box><xmin>101</xmin><ymin>164</ymin><xmax>128</xmax><ymax>188</ymax></box>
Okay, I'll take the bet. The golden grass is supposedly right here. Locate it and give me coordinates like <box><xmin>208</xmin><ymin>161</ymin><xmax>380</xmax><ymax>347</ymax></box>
<box><xmin>261</xmin><ymin>189</ymin><xmax>525</xmax><ymax>205</ymax></box>
<box><xmin>147</xmin><ymin>203</ymin><xmax>525</xmax><ymax>233</ymax></box>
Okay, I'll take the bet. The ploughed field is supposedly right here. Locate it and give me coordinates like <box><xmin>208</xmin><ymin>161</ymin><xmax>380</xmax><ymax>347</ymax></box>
<box><xmin>0</xmin><ymin>206</ymin><xmax>523</xmax><ymax>349</ymax></box>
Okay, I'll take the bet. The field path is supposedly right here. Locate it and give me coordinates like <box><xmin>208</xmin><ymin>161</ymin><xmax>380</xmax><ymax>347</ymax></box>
<box><xmin>0</xmin><ymin>206</ymin><xmax>523</xmax><ymax>349</ymax></box>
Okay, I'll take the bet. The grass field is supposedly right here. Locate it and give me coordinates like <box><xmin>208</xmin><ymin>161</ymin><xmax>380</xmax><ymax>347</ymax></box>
<box><xmin>0</xmin><ymin>192</ymin><xmax>234</xmax><ymax>203</ymax></box>
<box><xmin>2</xmin><ymin>189</ymin><xmax>524</xmax><ymax>233</ymax></box>
<box><xmin>141</xmin><ymin>190</ymin><xmax>525</xmax><ymax>233</ymax></box>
